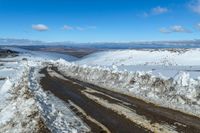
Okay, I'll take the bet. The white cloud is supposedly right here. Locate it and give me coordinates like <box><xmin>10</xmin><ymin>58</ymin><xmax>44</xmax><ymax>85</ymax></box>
<box><xmin>32</xmin><ymin>24</ymin><xmax>48</xmax><ymax>31</ymax></box>
<box><xmin>63</xmin><ymin>25</ymin><xmax>73</xmax><ymax>30</ymax></box>
<box><xmin>141</xmin><ymin>6</ymin><xmax>169</xmax><ymax>17</ymax></box>
<box><xmin>139</xmin><ymin>12</ymin><xmax>148</xmax><ymax>17</ymax></box>
<box><xmin>160</xmin><ymin>25</ymin><xmax>191</xmax><ymax>33</ymax></box>
<box><xmin>189</xmin><ymin>0</ymin><xmax>200</xmax><ymax>14</ymax></box>
<box><xmin>171</xmin><ymin>25</ymin><xmax>188</xmax><ymax>32</ymax></box>
<box><xmin>75</xmin><ymin>26</ymin><xmax>96</xmax><ymax>31</ymax></box>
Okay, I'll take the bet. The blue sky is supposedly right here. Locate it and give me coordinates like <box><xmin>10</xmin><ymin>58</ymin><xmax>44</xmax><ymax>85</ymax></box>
<box><xmin>0</xmin><ymin>0</ymin><xmax>200</xmax><ymax>42</ymax></box>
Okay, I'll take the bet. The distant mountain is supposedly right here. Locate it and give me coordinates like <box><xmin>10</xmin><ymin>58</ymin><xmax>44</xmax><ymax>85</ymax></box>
<box><xmin>1</xmin><ymin>38</ymin><xmax>200</xmax><ymax>49</ymax></box>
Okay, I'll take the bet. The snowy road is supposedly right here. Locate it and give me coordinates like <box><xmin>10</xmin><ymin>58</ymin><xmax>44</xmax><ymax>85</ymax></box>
<box><xmin>39</xmin><ymin>67</ymin><xmax>200</xmax><ymax>133</ymax></box>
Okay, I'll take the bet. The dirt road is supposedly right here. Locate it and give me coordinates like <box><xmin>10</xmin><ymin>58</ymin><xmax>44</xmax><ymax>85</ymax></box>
<box><xmin>39</xmin><ymin>67</ymin><xmax>200</xmax><ymax>133</ymax></box>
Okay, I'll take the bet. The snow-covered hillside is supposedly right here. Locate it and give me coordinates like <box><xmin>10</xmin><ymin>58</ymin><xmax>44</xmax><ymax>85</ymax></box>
<box><xmin>3</xmin><ymin>47</ymin><xmax>78</xmax><ymax>61</ymax></box>
<box><xmin>77</xmin><ymin>49</ymin><xmax>200</xmax><ymax>66</ymax></box>
<box><xmin>76</xmin><ymin>49</ymin><xmax>200</xmax><ymax>78</ymax></box>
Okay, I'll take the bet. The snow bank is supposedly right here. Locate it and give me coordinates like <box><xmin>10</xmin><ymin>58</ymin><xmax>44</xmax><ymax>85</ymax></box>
<box><xmin>0</xmin><ymin>63</ymin><xmax>45</xmax><ymax>133</ymax></box>
<box><xmin>0</xmin><ymin>59</ymin><xmax>27</xmax><ymax>110</ymax></box>
<box><xmin>54</xmin><ymin>59</ymin><xmax>200</xmax><ymax>117</ymax></box>
<box><xmin>0</xmin><ymin>47</ymin><xmax>89</xmax><ymax>132</ymax></box>
<box><xmin>28</xmin><ymin>64</ymin><xmax>89</xmax><ymax>133</ymax></box>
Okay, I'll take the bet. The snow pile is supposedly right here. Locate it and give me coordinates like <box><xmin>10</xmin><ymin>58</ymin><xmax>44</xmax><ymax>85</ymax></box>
<box><xmin>0</xmin><ymin>59</ymin><xmax>28</xmax><ymax>110</ymax></box>
<box><xmin>0</xmin><ymin>62</ymin><xmax>46</xmax><ymax>132</ymax></box>
<box><xmin>0</xmin><ymin>47</ymin><xmax>87</xmax><ymax>132</ymax></box>
<box><xmin>0</xmin><ymin>61</ymin><xmax>25</xmax><ymax>88</ymax></box>
<box><xmin>28</xmin><ymin>65</ymin><xmax>89</xmax><ymax>133</ymax></box>
<box><xmin>54</xmin><ymin>59</ymin><xmax>200</xmax><ymax>117</ymax></box>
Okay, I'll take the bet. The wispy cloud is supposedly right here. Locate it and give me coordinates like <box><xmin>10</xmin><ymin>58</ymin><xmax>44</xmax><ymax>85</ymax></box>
<box><xmin>86</xmin><ymin>26</ymin><xmax>97</xmax><ymax>29</ymax></box>
<box><xmin>63</xmin><ymin>25</ymin><xmax>74</xmax><ymax>30</ymax></box>
<box><xmin>160</xmin><ymin>25</ymin><xmax>191</xmax><ymax>33</ymax></box>
<box><xmin>171</xmin><ymin>25</ymin><xmax>190</xmax><ymax>32</ymax></box>
<box><xmin>189</xmin><ymin>0</ymin><xmax>200</xmax><ymax>14</ymax></box>
<box><xmin>32</xmin><ymin>24</ymin><xmax>48</xmax><ymax>31</ymax></box>
<box><xmin>140</xmin><ymin>6</ymin><xmax>169</xmax><ymax>17</ymax></box>
<box><xmin>75</xmin><ymin>26</ymin><xmax>85</xmax><ymax>31</ymax></box>
<box><xmin>151</xmin><ymin>6</ymin><xmax>169</xmax><ymax>15</ymax></box>
<box><xmin>62</xmin><ymin>25</ymin><xmax>96</xmax><ymax>31</ymax></box>
<box><xmin>159</xmin><ymin>28</ymin><xmax>171</xmax><ymax>33</ymax></box>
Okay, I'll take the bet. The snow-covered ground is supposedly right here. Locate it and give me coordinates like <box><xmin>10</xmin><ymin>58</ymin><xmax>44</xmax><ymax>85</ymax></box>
<box><xmin>77</xmin><ymin>49</ymin><xmax>200</xmax><ymax>66</ymax></box>
<box><xmin>53</xmin><ymin>49</ymin><xmax>200</xmax><ymax>117</ymax></box>
<box><xmin>76</xmin><ymin>49</ymin><xmax>200</xmax><ymax>78</ymax></box>
<box><xmin>0</xmin><ymin>48</ymin><xmax>88</xmax><ymax>133</ymax></box>
<box><xmin>28</xmin><ymin>66</ymin><xmax>89</xmax><ymax>133</ymax></box>
<box><xmin>1</xmin><ymin>47</ymin><xmax>200</xmax><ymax>132</ymax></box>
<box><xmin>0</xmin><ymin>56</ymin><xmax>43</xmax><ymax>132</ymax></box>
<box><xmin>2</xmin><ymin>47</ymin><xmax>78</xmax><ymax>61</ymax></box>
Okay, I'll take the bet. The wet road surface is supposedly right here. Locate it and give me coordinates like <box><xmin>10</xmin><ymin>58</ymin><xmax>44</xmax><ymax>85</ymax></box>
<box><xmin>39</xmin><ymin>67</ymin><xmax>200</xmax><ymax>133</ymax></box>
